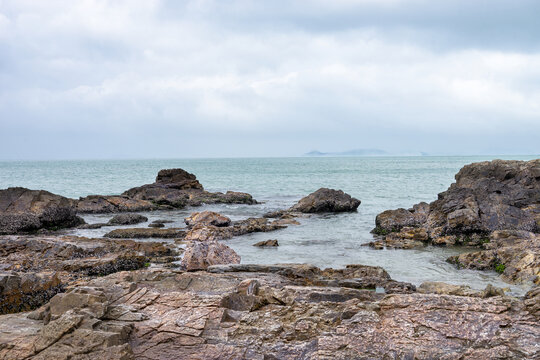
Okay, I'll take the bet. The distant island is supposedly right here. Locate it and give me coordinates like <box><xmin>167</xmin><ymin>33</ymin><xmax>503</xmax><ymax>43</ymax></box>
<box><xmin>305</xmin><ymin>149</ymin><xmax>389</xmax><ymax>157</ymax></box>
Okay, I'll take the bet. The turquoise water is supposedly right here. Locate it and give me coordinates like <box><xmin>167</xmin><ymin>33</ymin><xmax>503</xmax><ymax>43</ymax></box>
<box><xmin>0</xmin><ymin>156</ymin><xmax>537</xmax><ymax>294</ymax></box>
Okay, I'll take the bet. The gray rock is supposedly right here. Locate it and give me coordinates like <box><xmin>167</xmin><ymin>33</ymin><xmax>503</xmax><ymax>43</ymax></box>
<box><xmin>290</xmin><ymin>188</ymin><xmax>361</xmax><ymax>213</ymax></box>
<box><xmin>0</xmin><ymin>187</ymin><xmax>83</xmax><ymax>234</ymax></box>
<box><xmin>253</xmin><ymin>239</ymin><xmax>279</xmax><ymax>247</ymax></box>
<box><xmin>107</xmin><ymin>213</ymin><xmax>148</xmax><ymax>225</ymax></box>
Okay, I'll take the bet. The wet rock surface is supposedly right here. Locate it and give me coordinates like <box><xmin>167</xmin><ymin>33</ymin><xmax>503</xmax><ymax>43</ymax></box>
<box><xmin>104</xmin><ymin>227</ymin><xmax>186</xmax><ymax>239</ymax></box>
<box><xmin>107</xmin><ymin>213</ymin><xmax>149</xmax><ymax>226</ymax></box>
<box><xmin>0</xmin><ymin>188</ymin><xmax>83</xmax><ymax>234</ymax></box>
<box><xmin>76</xmin><ymin>195</ymin><xmax>156</xmax><ymax>214</ymax></box>
<box><xmin>74</xmin><ymin>168</ymin><xmax>257</xmax><ymax>214</ymax></box>
<box><xmin>417</xmin><ymin>281</ymin><xmax>505</xmax><ymax>298</ymax></box>
<box><xmin>0</xmin><ymin>271</ymin><xmax>63</xmax><ymax>315</ymax></box>
<box><xmin>447</xmin><ymin>230</ymin><xmax>540</xmax><ymax>284</ymax></box>
<box><xmin>0</xmin><ymin>265</ymin><xmax>538</xmax><ymax>359</ymax></box>
<box><xmin>101</xmin><ymin>212</ymin><xmax>290</xmax><ymax>242</ymax></box>
<box><xmin>290</xmin><ymin>188</ymin><xmax>361</xmax><ymax>213</ymax></box>
<box><xmin>184</xmin><ymin>211</ymin><xmax>231</xmax><ymax>227</ymax></box>
<box><xmin>253</xmin><ymin>239</ymin><xmax>279</xmax><ymax>247</ymax></box>
<box><xmin>180</xmin><ymin>241</ymin><xmax>241</xmax><ymax>271</ymax></box>
<box><xmin>123</xmin><ymin>168</ymin><xmax>257</xmax><ymax>209</ymax></box>
<box><xmin>373</xmin><ymin>159</ymin><xmax>540</xmax><ymax>284</ymax></box>
<box><xmin>0</xmin><ymin>235</ymin><xmax>179</xmax><ymax>314</ymax></box>
<box><xmin>184</xmin><ymin>216</ymin><xmax>288</xmax><ymax>241</ymax></box>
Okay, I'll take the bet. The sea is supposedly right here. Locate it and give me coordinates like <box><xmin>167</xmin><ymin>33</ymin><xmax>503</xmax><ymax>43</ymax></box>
<box><xmin>1</xmin><ymin>155</ymin><xmax>538</xmax><ymax>295</ymax></box>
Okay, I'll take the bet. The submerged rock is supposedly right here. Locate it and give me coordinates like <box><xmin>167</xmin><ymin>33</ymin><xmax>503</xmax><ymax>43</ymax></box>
<box><xmin>152</xmin><ymin>219</ymin><xmax>174</xmax><ymax>224</ymax></box>
<box><xmin>447</xmin><ymin>230</ymin><xmax>540</xmax><ymax>284</ymax></box>
<box><xmin>253</xmin><ymin>239</ymin><xmax>279</xmax><ymax>247</ymax></box>
<box><xmin>368</xmin><ymin>226</ymin><xmax>429</xmax><ymax>249</ymax></box>
<box><xmin>0</xmin><ymin>187</ymin><xmax>83</xmax><ymax>234</ymax></box>
<box><xmin>148</xmin><ymin>222</ymin><xmax>164</xmax><ymax>228</ymax></box>
<box><xmin>107</xmin><ymin>213</ymin><xmax>148</xmax><ymax>225</ymax></box>
<box><xmin>290</xmin><ymin>188</ymin><xmax>361</xmax><ymax>213</ymax></box>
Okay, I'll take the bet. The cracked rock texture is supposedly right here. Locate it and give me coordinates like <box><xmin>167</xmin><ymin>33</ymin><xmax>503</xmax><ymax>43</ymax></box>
<box><xmin>0</xmin><ymin>264</ymin><xmax>538</xmax><ymax>359</ymax></box>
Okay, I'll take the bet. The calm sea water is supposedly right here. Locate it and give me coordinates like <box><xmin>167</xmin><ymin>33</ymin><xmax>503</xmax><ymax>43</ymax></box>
<box><xmin>1</xmin><ymin>156</ymin><xmax>537</xmax><ymax>294</ymax></box>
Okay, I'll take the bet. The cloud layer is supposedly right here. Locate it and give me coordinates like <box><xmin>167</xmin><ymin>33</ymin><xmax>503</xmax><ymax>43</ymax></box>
<box><xmin>1</xmin><ymin>0</ymin><xmax>539</xmax><ymax>159</ymax></box>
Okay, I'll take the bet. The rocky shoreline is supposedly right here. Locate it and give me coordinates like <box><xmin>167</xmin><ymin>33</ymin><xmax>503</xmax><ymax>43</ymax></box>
<box><xmin>0</xmin><ymin>160</ymin><xmax>539</xmax><ymax>359</ymax></box>
<box><xmin>369</xmin><ymin>159</ymin><xmax>539</xmax><ymax>286</ymax></box>
<box><xmin>1</xmin><ymin>264</ymin><xmax>538</xmax><ymax>359</ymax></box>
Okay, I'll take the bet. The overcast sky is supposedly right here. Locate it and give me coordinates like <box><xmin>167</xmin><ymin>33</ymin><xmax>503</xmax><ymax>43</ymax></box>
<box><xmin>1</xmin><ymin>0</ymin><xmax>539</xmax><ymax>160</ymax></box>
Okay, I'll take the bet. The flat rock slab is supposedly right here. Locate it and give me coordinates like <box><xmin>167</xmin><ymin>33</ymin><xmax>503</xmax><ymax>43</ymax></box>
<box><xmin>104</xmin><ymin>228</ymin><xmax>186</xmax><ymax>239</ymax></box>
<box><xmin>0</xmin><ymin>265</ymin><xmax>537</xmax><ymax>359</ymax></box>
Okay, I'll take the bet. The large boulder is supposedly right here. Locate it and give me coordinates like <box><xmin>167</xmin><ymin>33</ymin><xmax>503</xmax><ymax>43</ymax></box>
<box><xmin>427</xmin><ymin>159</ymin><xmax>540</xmax><ymax>234</ymax></box>
<box><xmin>154</xmin><ymin>168</ymin><xmax>203</xmax><ymax>189</ymax></box>
<box><xmin>374</xmin><ymin>159</ymin><xmax>540</xmax><ymax>238</ymax></box>
<box><xmin>374</xmin><ymin>202</ymin><xmax>429</xmax><ymax>234</ymax></box>
<box><xmin>0</xmin><ymin>188</ymin><xmax>83</xmax><ymax>234</ymax></box>
<box><xmin>290</xmin><ymin>188</ymin><xmax>361</xmax><ymax>213</ymax></box>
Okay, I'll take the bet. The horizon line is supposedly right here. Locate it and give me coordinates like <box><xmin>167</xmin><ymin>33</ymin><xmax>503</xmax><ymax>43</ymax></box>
<box><xmin>0</xmin><ymin>154</ymin><xmax>539</xmax><ymax>163</ymax></box>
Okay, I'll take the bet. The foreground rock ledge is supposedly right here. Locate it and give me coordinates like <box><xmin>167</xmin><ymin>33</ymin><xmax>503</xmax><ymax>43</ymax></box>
<box><xmin>0</xmin><ymin>264</ymin><xmax>538</xmax><ymax>359</ymax></box>
<box><xmin>0</xmin><ymin>235</ymin><xmax>179</xmax><ymax>314</ymax></box>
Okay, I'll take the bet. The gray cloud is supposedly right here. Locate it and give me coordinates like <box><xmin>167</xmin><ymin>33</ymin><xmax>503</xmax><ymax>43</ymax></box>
<box><xmin>0</xmin><ymin>0</ymin><xmax>539</xmax><ymax>160</ymax></box>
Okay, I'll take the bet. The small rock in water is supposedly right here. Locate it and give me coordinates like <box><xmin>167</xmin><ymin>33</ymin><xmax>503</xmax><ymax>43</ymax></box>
<box><xmin>253</xmin><ymin>239</ymin><xmax>279</xmax><ymax>247</ymax></box>
<box><xmin>185</xmin><ymin>211</ymin><xmax>231</xmax><ymax>228</ymax></box>
<box><xmin>78</xmin><ymin>223</ymin><xmax>107</xmax><ymax>229</ymax></box>
<box><xmin>148</xmin><ymin>223</ymin><xmax>164</xmax><ymax>228</ymax></box>
<box><xmin>152</xmin><ymin>219</ymin><xmax>174</xmax><ymax>224</ymax></box>
<box><xmin>290</xmin><ymin>188</ymin><xmax>361</xmax><ymax>213</ymax></box>
<box><xmin>107</xmin><ymin>213</ymin><xmax>148</xmax><ymax>225</ymax></box>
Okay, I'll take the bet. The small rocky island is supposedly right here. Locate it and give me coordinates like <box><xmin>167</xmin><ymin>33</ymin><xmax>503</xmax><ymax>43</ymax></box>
<box><xmin>0</xmin><ymin>161</ymin><xmax>539</xmax><ymax>359</ymax></box>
